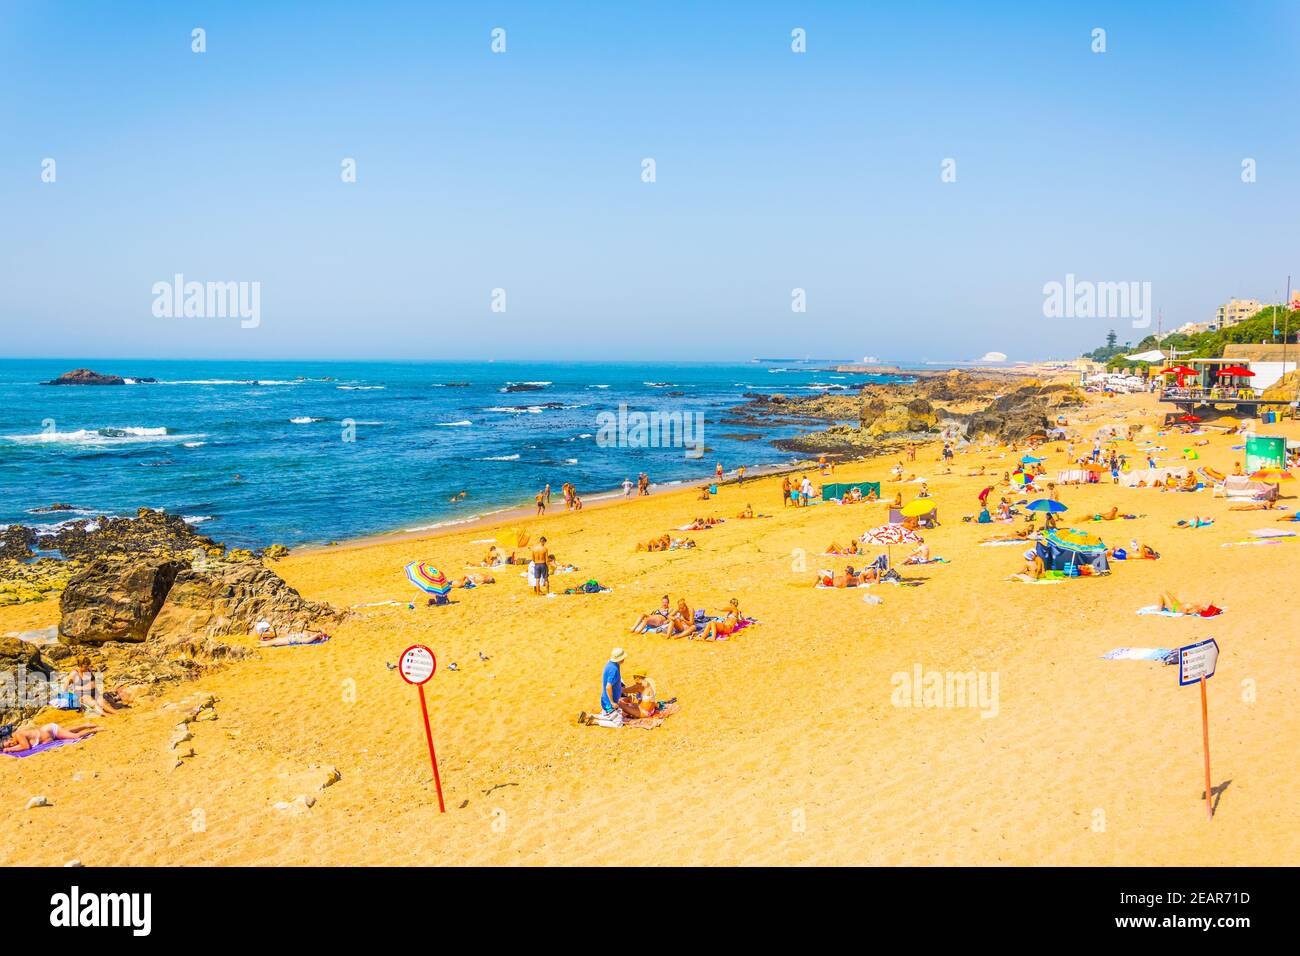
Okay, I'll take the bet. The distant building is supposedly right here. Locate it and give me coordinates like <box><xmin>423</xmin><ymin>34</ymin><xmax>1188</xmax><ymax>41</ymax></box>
<box><xmin>1215</xmin><ymin>298</ymin><xmax>1263</xmax><ymax>328</ymax></box>
<box><xmin>1221</xmin><ymin>344</ymin><xmax>1298</xmax><ymax>392</ymax></box>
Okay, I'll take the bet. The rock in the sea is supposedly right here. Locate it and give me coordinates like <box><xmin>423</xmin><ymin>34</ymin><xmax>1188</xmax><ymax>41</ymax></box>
<box><xmin>147</xmin><ymin>561</ymin><xmax>343</xmax><ymax>642</ymax></box>
<box><xmin>58</xmin><ymin>558</ymin><xmax>187</xmax><ymax>644</ymax></box>
<box><xmin>39</xmin><ymin>507</ymin><xmax>216</xmax><ymax>561</ymax></box>
<box><xmin>41</xmin><ymin>368</ymin><xmax>126</xmax><ymax>386</ymax></box>
<box><xmin>262</xmin><ymin>544</ymin><xmax>290</xmax><ymax>560</ymax></box>
<box><xmin>0</xmin><ymin>526</ymin><xmax>36</xmax><ymax>561</ymax></box>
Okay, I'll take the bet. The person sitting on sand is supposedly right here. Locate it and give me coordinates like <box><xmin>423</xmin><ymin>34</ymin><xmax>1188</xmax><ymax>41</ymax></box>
<box><xmin>890</xmin><ymin>491</ymin><xmax>903</xmax><ymax>508</ymax></box>
<box><xmin>1009</xmin><ymin>549</ymin><xmax>1046</xmax><ymax>582</ymax></box>
<box><xmin>865</xmin><ymin>487</ymin><xmax>878</xmax><ymax>501</ymax></box>
<box><xmin>697</xmin><ymin>599</ymin><xmax>743</xmax><ymax>641</ymax></box>
<box><xmin>666</xmin><ymin>600</ymin><xmax>695</xmax><ymax>638</ymax></box>
<box><xmin>737</xmin><ymin>504</ymin><xmax>755</xmax><ymax>518</ymax></box>
<box><xmin>903</xmin><ymin>542</ymin><xmax>931</xmax><ymax>565</ymax></box>
<box><xmin>479</xmin><ymin>546</ymin><xmax>506</xmax><ymax>567</ymax></box>
<box><xmin>631</xmin><ymin>595</ymin><xmax>672</xmax><ymax>633</ymax></box>
<box><xmin>698</xmin><ymin>485</ymin><xmax>712</xmax><ymax>501</ymax></box>
<box><xmin>62</xmin><ymin>657</ymin><xmax>135</xmax><ymax>716</ymax></box>
<box><xmin>2</xmin><ymin>719</ymin><xmax>104</xmax><ymax>753</ymax></box>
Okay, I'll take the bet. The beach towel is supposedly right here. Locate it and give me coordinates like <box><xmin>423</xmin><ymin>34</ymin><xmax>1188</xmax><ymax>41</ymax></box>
<box><xmin>265</xmin><ymin>633</ymin><xmax>331</xmax><ymax>646</ymax></box>
<box><xmin>351</xmin><ymin>600</ymin><xmax>414</xmax><ymax>608</ymax></box>
<box><xmin>1101</xmin><ymin>647</ymin><xmax>1177</xmax><ymax>663</ymax></box>
<box><xmin>980</xmin><ymin>539</ymin><xmax>1032</xmax><ymax>547</ymax></box>
<box><xmin>622</xmin><ymin>701</ymin><xmax>680</xmax><ymax>730</ymax></box>
<box><xmin>1</xmin><ymin>735</ymin><xmax>94</xmax><ymax>759</ymax></box>
<box><xmin>1222</xmin><ymin>539</ymin><xmax>1285</xmax><ymax>547</ymax></box>
<box><xmin>1249</xmin><ymin>529</ymin><xmax>1296</xmax><ymax>538</ymax></box>
<box><xmin>1137</xmin><ymin>605</ymin><xmax>1224</xmax><ymax>618</ymax></box>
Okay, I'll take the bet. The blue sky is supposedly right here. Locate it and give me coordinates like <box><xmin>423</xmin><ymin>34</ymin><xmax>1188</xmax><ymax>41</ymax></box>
<box><xmin>2</xmin><ymin>1</ymin><xmax>1298</xmax><ymax>362</ymax></box>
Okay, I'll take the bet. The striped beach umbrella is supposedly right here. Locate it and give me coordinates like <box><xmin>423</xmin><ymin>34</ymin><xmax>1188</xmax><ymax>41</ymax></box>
<box><xmin>404</xmin><ymin>562</ymin><xmax>452</xmax><ymax>595</ymax></box>
<box><xmin>861</xmin><ymin>524</ymin><xmax>922</xmax><ymax>569</ymax></box>
<box><xmin>1250</xmin><ymin>469</ymin><xmax>1294</xmax><ymax>483</ymax></box>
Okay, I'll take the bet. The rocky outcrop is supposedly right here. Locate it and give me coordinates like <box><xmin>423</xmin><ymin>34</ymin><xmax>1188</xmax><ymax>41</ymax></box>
<box><xmin>147</xmin><ymin>561</ymin><xmax>343</xmax><ymax>643</ymax></box>
<box><xmin>58</xmin><ymin>558</ymin><xmax>187</xmax><ymax>644</ymax></box>
<box><xmin>0</xmin><ymin>526</ymin><xmax>36</xmax><ymax>561</ymax></box>
<box><xmin>0</xmin><ymin>558</ymin><xmax>78</xmax><ymax>606</ymax></box>
<box><xmin>37</xmin><ymin>508</ymin><xmax>217</xmax><ymax>561</ymax></box>
<box><xmin>41</xmin><ymin>368</ymin><xmax>126</xmax><ymax>386</ymax></box>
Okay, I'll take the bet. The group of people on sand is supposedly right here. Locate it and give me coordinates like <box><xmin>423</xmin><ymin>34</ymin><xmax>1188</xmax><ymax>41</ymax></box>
<box><xmin>782</xmin><ymin>475</ymin><xmax>816</xmax><ymax>507</ymax></box>
<box><xmin>628</xmin><ymin>595</ymin><xmax>744</xmax><ymax>640</ymax></box>
<box><xmin>635</xmin><ymin>534</ymin><xmax>696</xmax><ymax>552</ymax></box>
<box><xmin>578</xmin><ymin>648</ymin><xmax>672</xmax><ymax>727</ymax></box>
<box><xmin>1</xmin><ymin>655</ymin><xmax>144</xmax><ymax>756</ymax></box>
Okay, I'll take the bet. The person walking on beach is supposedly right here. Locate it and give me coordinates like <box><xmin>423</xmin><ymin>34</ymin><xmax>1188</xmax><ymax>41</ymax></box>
<box><xmin>544</xmin><ymin>484</ymin><xmax>552</xmax><ymax>506</ymax></box>
<box><xmin>530</xmin><ymin>536</ymin><xmax>551</xmax><ymax>595</ymax></box>
<box><xmin>782</xmin><ymin>476</ymin><xmax>792</xmax><ymax>507</ymax></box>
<box><xmin>536</xmin><ymin>490</ymin><xmax>546</xmax><ymax>516</ymax></box>
<box><xmin>622</xmin><ymin>477</ymin><xmax>633</xmax><ymax>497</ymax></box>
<box><xmin>800</xmin><ymin>475</ymin><xmax>814</xmax><ymax>506</ymax></box>
<box><xmin>737</xmin><ymin>464</ymin><xmax>746</xmax><ymax>485</ymax></box>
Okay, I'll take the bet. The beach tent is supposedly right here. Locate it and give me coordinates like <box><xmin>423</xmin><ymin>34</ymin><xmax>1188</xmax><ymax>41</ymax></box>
<box><xmin>1036</xmin><ymin>528</ymin><xmax>1109</xmax><ymax>575</ymax></box>
<box><xmin>821</xmin><ymin>481</ymin><xmax>880</xmax><ymax>501</ymax></box>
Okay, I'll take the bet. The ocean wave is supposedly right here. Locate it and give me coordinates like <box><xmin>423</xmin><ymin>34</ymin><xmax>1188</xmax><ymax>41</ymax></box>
<box><xmin>437</xmin><ymin>420</ymin><xmax>473</xmax><ymax>427</ymax></box>
<box><xmin>476</xmin><ymin>454</ymin><xmax>521</xmax><ymax>461</ymax></box>
<box><xmin>337</xmin><ymin>385</ymin><xmax>385</xmax><ymax>390</ymax></box>
<box><xmin>289</xmin><ymin>417</ymin><xmax>325</xmax><ymax>424</ymax></box>
<box><xmin>588</xmin><ymin>384</ymin><xmax>610</xmax><ymax>389</ymax></box>
<box><xmin>1</xmin><ymin>427</ymin><xmax>203</xmax><ymax>447</ymax></box>
<box><xmin>564</xmin><ymin>458</ymin><xmax>578</xmax><ymax>464</ymax></box>
<box><xmin>162</xmin><ymin>379</ymin><xmax>297</xmax><ymax>386</ymax></box>
<box><xmin>484</xmin><ymin>406</ymin><xmax>543</xmax><ymax>414</ymax></box>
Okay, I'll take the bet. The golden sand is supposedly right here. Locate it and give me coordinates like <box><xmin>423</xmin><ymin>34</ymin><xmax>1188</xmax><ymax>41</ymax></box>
<box><xmin>2</xmin><ymin>390</ymin><xmax>1297</xmax><ymax>866</ymax></box>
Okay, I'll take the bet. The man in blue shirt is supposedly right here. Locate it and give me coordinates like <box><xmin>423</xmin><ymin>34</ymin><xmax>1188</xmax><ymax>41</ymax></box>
<box><xmin>579</xmin><ymin>648</ymin><xmax>627</xmax><ymax>727</ymax></box>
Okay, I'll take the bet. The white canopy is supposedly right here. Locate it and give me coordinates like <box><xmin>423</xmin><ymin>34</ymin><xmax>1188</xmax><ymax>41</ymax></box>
<box><xmin>1124</xmin><ymin>349</ymin><xmax>1166</xmax><ymax>363</ymax></box>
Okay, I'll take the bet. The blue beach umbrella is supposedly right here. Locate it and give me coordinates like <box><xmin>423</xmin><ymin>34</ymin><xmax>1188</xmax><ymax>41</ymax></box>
<box><xmin>1021</xmin><ymin>455</ymin><xmax>1045</xmax><ymax>464</ymax></box>
<box><xmin>1026</xmin><ymin>499</ymin><xmax>1067</xmax><ymax>514</ymax></box>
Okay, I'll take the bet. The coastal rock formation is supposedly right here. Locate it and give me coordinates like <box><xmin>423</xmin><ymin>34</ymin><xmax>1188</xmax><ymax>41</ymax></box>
<box><xmin>42</xmin><ymin>368</ymin><xmax>126</xmax><ymax>386</ymax></box>
<box><xmin>147</xmin><ymin>561</ymin><xmax>343</xmax><ymax>643</ymax></box>
<box><xmin>58</xmin><ymin>558</ymin><xmax>187</xmax><ymax>644</ymax></box>
<box><xmin>0</xmin><ymin>526</ymin><xmax>37</xmax><ymax>561</ymax></box>
<box><xmin>0</xmin><ymin>558</ymin><xmax>78</xmax><ymax>606</ymax></box>
<box><xmin>39</xmin><ymin>507</ymin><xmax>217</xmax><ymax>561</ymax></box>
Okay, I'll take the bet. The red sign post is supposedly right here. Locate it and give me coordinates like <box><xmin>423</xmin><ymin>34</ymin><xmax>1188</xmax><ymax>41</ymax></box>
<box><xmin>399</xmin><ymin>644</ymin><xmax>445</xmax><ymax>813</ymax></box>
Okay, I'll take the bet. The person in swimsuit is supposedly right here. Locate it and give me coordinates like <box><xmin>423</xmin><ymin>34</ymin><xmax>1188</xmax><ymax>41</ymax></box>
<box><xmin>697</xmin><ymin>598</ymin><xmax>743</xmax><ymax>640</ymax></box>
<box><xmin>666</xmin><ymin>599</ymin><xmax>695</xmax><ymax>638</ymax></box>
<box><xmin>530</xmin><ymin>537</ymin><xmax>550</xmax><ymax>595</ymax></box>
<box><xmin>1159</xmin><ymin>592</ymin><xmax>1214</xmax><ymax>615</ymax></box>
<box><xmin>2</xmin><ymin>720</ymin><xmax>104</xmax><ymax>753</ymax></box>
<box><xmin>631</xmin><ymin>595</ymin><xmax>672</xmax><ymax>633</ymax></box>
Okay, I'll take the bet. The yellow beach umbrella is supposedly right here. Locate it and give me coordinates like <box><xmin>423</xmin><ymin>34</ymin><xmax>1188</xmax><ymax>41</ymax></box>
<box><xmin>900</xmin><ymin>498</ymin><xmax>935</xmax><ymax>517</ymax></box>
<box><xmin>499</xmin><ymin>527</ymin><xmax>530</xmax><ymax>551</ymax></box>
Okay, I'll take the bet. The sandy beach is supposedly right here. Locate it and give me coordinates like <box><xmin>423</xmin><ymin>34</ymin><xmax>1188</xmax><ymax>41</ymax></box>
<box><xmin>3</xmin><ymin>388</ymin><xmax>1297</xmax><ymax>867</ymax></box>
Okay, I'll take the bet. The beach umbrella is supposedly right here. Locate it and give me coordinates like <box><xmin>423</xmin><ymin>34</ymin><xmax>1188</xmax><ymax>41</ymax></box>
<box><xmin>1026</xmin><ymin>499</ymin><xmax>1067</xmax><ymax>514</ymax></box>
<box><xmin>900</xmin><ymin>498</ymin><xmax>936</xmax><ymax>518</ymax></box>
<box><xmin>1011</xmin><ymin>472</ymin><xmax>1034</xmax><ymax>486</ymax></box>
<box><xmin>1216</xmin><ymin>366</ymin><xmax>1253</xmax><ymax>377</ymax></box>
<box><xmin>1021</xmin><ymin>455</ymin><xmax>1044</xmax><ymax>464</ymax></box>
<box><xmin>1178</xmin><ymin>414</ymin><xmax>1201</xmax><ymax>423</ymax></box>
<box><xmin>404</xmin><ymin>562</ymin><xmax>452</xmax><ymax>596</ymax></box>
<box><xmin>1250</xmin><ymin>469</ymin><xmax>1294</xmax><ymax>483</ymax></box>
<box><xmin>498</xmin><ymin>527</ymin><xmax>530</xmax><ymax>551</ymax></box>
<box><xmin>861</xmin><ymin>524</ymin><xmax>922</xmax><ymax>570</ymax></box>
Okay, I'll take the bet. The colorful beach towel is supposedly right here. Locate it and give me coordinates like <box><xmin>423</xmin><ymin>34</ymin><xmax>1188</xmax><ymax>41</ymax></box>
<box><xmin>622</xmin><ymin>701</ymin><xmax>680</xmax><ymax>730</ymax></box>
<box><xmin>0</xmin><ymin>735</ymin><xmax>94</xmax><ymax>759</ymax></box>
<box><xmin>1101</xmin><ymin>647</ymin><xmax>1177</xmax><ymax>664</ymax></box>
<box><xmin>1137</xmin><ymin>605</ymin><xmax>1224</xmax><ymax>618</ymax></box>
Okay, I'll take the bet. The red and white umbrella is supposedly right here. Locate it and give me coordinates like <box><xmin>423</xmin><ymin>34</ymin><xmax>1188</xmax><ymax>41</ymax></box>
<box><xmin>860</xmin><ymin>524</ymin><xmax>923</xmax><ymax>570</ymax></box>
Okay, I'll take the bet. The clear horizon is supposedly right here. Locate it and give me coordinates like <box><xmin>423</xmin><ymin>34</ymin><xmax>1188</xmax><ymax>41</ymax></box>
<box><xmin>4</xmin><ymin>1</ymin><xmax>1298</xmax><ymax>362</ymax></box>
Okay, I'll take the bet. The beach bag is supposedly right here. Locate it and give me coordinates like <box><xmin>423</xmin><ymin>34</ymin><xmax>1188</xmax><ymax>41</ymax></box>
<box><xmin>708</xmin><ymin>484</ymin><xmax>717</xmax><ymax>495</ymax></box>
<box><xmin>1112</xmin><ymin>548</ymin><xmax>1127</xmax><ymax>561</ymax></box>
<box><xmin>694</xmin><ymin>609</ymin><xmax>707</xmax><ymax>624</ymax></box>
<box><xmin>580</xmin><ymin>579</ymin><xmax>602</xmax><ymax>593</ymax></box>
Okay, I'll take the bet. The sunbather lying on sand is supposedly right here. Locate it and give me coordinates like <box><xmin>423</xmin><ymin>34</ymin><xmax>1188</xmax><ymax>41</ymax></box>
<box><xmin>1175</xmin><ymin>516</ymin><xmax>1213</xmax><ymax>528</ymax></box>
<box><xmin>825</xmin><ymin>540</ymin><xmax>863</xmax><ymax>556</ymax></box>
<box><xmin>979</xmin><ymin>528</ymin><xmax>1032</xmax><ymax>542</ymax></box>
<box><xmin>259</xmin><ymin>630</ymin><xmax>330</xmax><ymax>647</ymax></box>
<box><xmin>1229</xmin><ymin>500</ymin><xmax>1276</xmax><ymax>511</ymax></box>
<box><xmin>2</xmin><ymin>720</ymin><xmax>104</xmax><ymax>753</ymax></box>
<box><xmin>457</xmin><ymin>572</ymin><xmax>496</xmax><ymax>587</ymax></box>
<box><xmin>1158</xmin><ymin>592</ymin><xmax>1219</xmax><ymax>616</ymax></box>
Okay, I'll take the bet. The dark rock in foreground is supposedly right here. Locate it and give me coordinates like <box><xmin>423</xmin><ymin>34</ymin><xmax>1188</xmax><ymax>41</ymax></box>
<box><xmin>59</xmin><ymin>558</ymin><xmax>187</xmax><ymax>644</ymax></box>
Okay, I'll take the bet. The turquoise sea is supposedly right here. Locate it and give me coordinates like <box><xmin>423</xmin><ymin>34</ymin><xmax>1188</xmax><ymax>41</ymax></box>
<box><xmin>0</xmin><ymin>359</ymin><xmax>911</xmax><ymax>548</ymax></box>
